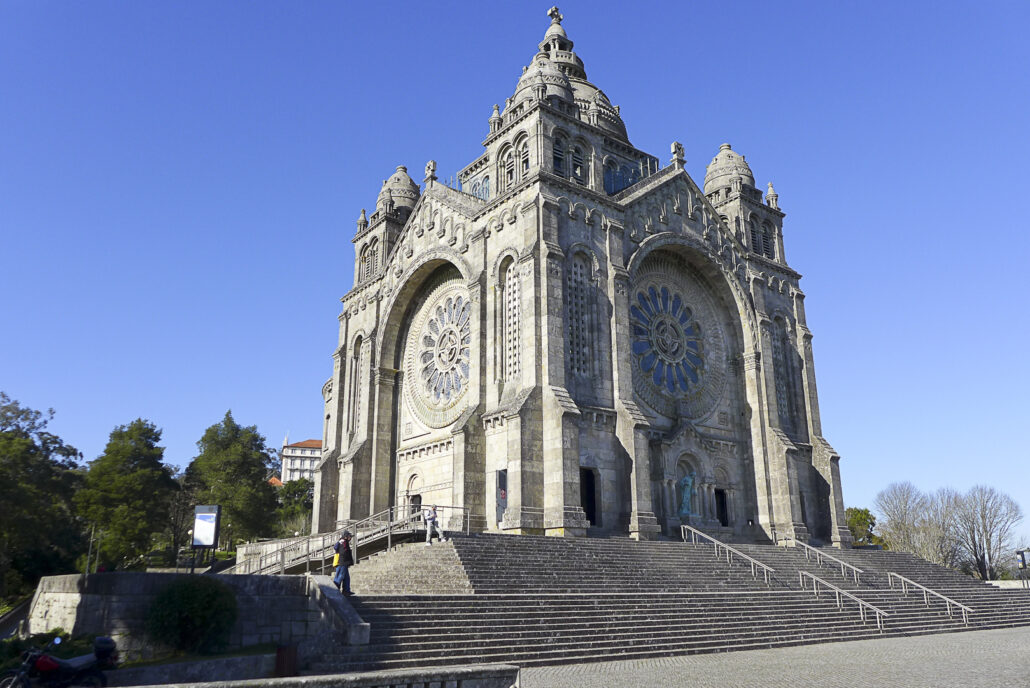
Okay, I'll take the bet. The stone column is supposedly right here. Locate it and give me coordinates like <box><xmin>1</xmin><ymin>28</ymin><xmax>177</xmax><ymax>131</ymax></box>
<box><xmin>608</xmin><ymin>267</ymin><xmax>660</xmax><ymax>540</ymax></box>
<box><xmin>540</xmin><ymin>236</ymin><xmax>588</xmax><ymax>536</ymax></box>
<box><xmin>368</xmin><ymin>365</ymin><xmax>398</xmax><ymax>516</ymax></box>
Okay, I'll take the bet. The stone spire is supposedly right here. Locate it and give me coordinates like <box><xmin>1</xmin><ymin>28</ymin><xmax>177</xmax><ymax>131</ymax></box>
<box><xmin>356</xmin><ymin>208</ymin><xmax>368</xmax><ymax>232</ymax></box>
<box><xmin>766</xmin><ymin>182</ymin><xmax>779</xmax><ymax>210</ymax></box>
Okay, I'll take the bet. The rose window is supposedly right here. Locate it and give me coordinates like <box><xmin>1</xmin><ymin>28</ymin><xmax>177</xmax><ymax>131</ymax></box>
<box><xmin>404</xmin><ymin>279</ymin><xmax>473</xmax><ymax>428</ymax></box>
<box><xmin>631</xmin><ymin>285</ymin><xmax>705</xmax><ymax>395</ymax></box>
<box><xmin>628</xmin><ymin>258</ymin><xmax>728</xmax><ymax>420</ymax></box>
<box><xmin>419</xmin><ymin>295</ymin><xmax>471</xmax><ymax>404</ymax></box>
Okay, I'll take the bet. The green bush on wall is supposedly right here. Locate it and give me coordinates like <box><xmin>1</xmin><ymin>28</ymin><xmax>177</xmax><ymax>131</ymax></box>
<box><xmin>145</xmin><ymin>576</ymin><xmax>238</xmax><ymax>654</ymax></box>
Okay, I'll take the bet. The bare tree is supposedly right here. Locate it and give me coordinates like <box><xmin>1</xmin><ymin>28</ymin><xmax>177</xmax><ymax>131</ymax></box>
<box><xmin>915</xmin><ymin>488</ymin><xmax>962</xmax><ymax>568</ymax></box>
<box><xmin>875</xmin><ymin>482</ymin><xmax>927</xmax><ymax>553</ymax></box>
<box><xmin>954</xmin><ymin>485</ymin><xmax>1023</xmax><ymax>580</ymax></box>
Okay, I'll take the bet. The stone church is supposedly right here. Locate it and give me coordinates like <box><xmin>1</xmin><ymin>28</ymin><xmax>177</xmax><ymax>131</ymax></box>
<box><xmin>312</xmin><ymin>8</ymin><xmax>852</xmax><ymax>547</ymax></box>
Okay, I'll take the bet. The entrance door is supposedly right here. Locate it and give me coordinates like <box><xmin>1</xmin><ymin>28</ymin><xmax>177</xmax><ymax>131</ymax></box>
<box><xmin>409</xmin><ymin>494</ymin><xmax>422</xmax><ymax>523</ymax></box>
<box><xmin>580</xmin><ymin>468</ymin><xmax>598</xmax><ymax>526</ymax></box>
<box><xmin>715</xmin><ymin>489</ymin><xmax>729</xmax><ymax>527</ymax></box>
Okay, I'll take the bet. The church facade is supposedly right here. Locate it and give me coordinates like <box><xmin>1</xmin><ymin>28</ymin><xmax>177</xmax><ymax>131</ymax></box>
<box><xmin>312</xmin><ymin>8</ymin><xmax>852</xmax><ymax>547</ymax></box>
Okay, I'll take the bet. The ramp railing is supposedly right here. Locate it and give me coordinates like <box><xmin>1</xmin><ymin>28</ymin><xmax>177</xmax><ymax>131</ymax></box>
<box><xmin>777</xmin><ymin>536</ymin><xmax>864</xmax><ymax>584</ymax></box>
<box><xmin>799</xmin><ymin>570</ymin><xmax>888</xmax><ymax>631</ymax></box>
<box><xmin>681</xmin><ymin>524</ymin><xmax>775</xmax><ymax>584</ymax></box>
<box><xmin>887</xmin><ymin>572</ymin><xmax>973</xmax><ymax>625</ymax></box>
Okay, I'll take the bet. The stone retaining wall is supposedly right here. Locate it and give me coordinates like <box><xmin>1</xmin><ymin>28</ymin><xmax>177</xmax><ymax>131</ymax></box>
<box><xmin>27</xmin><ymin>573</ymin><xmax>335</xmax><ymax>661</ymax></box>
<box><xmin>158</xmin><ymin>663</ymin><xmax>519</xmax><ymax>688</ymax></box>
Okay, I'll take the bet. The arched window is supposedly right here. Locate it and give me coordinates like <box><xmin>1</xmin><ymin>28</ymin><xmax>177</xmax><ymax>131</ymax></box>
<box><xmin>359</xmin><ymin>238</ymin><xmax>379</xmax><ymax>281</ymax></box>
<box><xmin>750</xmin><ymin>221</ymin><xmax>762</xmax><ymax>254</ymax></box>
<box><xmin>566</xmin><ymin>252</ymin><xmax>592</xmax><ymax>375</ymax></box>
<box><xmin>500</xmin><ymin>258</ymin><xmax>521</xmax><ymax>381</ymax></box>
<box><xmin>481</xmin><ymin>176</ymin><xmax>490</xmax><ymax>199</ymax></box>
<box><xmin>553</xmin><ymin>136</ymin><xmax>566</xmax><ymax>176</ymax></box>
<box><xmin>347</xmin><ymin>336</ymin><xmax>362</xmax><ymax>433</ymax></box>
<box><xmin>570</xmin><ymin>146</ymin><xmax>585</xmax><ymax>185</ymax></box>
<box><xmin>502</xmin><ymin>149</ymin><xmax>515</xmax><ymax>191</ymax></box>
<box><xmin>761</xmin><ymin>222</ymin><xmax>775</xmax><ymax>259</ymax></box>
<box><xmin>604</xmin><ymin>161</ymin><xmax>619</xmax><ymax>194</ymax></box>
<box><xmin>517</xmin><ymin>140</ymin><xmax>530</xmax><ymax>176</ymax></box>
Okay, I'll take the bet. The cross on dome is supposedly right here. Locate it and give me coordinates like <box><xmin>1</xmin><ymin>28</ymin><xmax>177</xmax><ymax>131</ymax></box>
<box><xmin>547</xmin><ymin>6</ymin><xmax>563</xmax><ymax>24</ymax></box>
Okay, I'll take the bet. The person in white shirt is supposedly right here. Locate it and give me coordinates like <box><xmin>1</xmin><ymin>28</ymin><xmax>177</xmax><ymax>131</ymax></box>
<box><xmin>423</xmin><ymin>505</ymin><xmax>446</xmax><ymax>545</ymax></box>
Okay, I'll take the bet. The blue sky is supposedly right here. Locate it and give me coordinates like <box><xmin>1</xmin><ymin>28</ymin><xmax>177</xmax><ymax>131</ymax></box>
<box><xmin>2</xmin><ymin>2</ymin><xmax>1027</xmax><ymax>544</ymax></box>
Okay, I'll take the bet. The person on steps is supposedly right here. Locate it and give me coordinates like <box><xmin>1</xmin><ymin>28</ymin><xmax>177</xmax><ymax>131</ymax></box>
<box><xmin>423</xmin><ymin>505</ymin><xmax>446</xmax><ymax>545</ymax></box>
<box><xmin>333</xmin><ymin>531</ymin><xmax>355</xmax><ymax>596</ymax></box>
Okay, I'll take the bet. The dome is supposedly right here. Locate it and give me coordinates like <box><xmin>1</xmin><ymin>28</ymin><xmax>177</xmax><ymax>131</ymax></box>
<box><xmin>376</xmin><ymin>165</ymin><xmax>420</xmax><ymax>212</ymax></box>
<box><xmin>703</xmin><ymin>143</ymin><xmax>755</xmax><ymax>194</ymax></box>
<box><xmin>511</xmin><ymin>52</ymin><xmax>574</xmax><ymax>107</ymax></box>
<box><xmin>570</xmin><ymin>79</ymin><xmax>628</xmax><ymax>141</ymax></box>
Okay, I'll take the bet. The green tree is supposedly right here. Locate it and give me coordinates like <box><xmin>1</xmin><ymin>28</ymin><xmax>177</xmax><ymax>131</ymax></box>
<box><xmin>75</xmin><ymin>419</ymin><xmax>176</xmax><ymax>568</ymax></box>
<box><xmin>0</xmin><ymin>393</ymin><xmax>85</xmax><ymax>599</ymax></box>
<box><xmin>188</xmin><ymin>411</ymin><xmax>277</xmax><ymax>541</ymax></box>
<box><xmin>162</xmin><ymin>469</ymin><xmax>197</xmax><ymax>562</ymax></box>
<box><xmin>845</xmin><ymin>507</ymin><xmax>881</xmax><ymax>546</ymax></box>
<box><xmin>276</xmin><ymin>478</ymin><xmax>313</xmax><ymax>537</ymax></box>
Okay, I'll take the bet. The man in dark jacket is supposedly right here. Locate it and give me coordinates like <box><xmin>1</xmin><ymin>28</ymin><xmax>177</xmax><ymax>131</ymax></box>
<box><xmin>333</xmin><ymin>531</ymin><xmax>355</xmax><ymax>596</ymax></box>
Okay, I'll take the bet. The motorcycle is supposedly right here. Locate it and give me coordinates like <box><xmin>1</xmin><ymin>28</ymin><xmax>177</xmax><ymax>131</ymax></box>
<box><xmin>0</xmin><ymin>636</ymin><xmax>118</xmax><ymax>687</ymax></box>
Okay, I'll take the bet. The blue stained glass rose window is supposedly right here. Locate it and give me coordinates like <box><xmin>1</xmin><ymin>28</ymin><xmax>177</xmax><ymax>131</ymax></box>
<box><xmin>630</xmin><ymin>285</ymin><xmax>704</xmax><ymax>396</ymax></box>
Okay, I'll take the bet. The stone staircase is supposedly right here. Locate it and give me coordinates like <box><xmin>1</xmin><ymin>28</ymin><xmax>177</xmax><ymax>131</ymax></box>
<box><xmin>310</xmin><ymin>534</ymin><xmax>1030</xmax><ymax>673</ymax></box>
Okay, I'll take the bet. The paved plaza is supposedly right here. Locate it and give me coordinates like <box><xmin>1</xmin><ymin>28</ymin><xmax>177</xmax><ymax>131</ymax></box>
<box><xmin>519</xmin><ymin>625</ymin><xmax>1030</xmax><ymax>687</ymax></box>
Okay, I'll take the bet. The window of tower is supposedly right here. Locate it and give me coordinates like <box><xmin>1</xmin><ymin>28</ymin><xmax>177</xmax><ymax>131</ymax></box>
<box><xmin>750</xmin><ymin>222</ymin><xmax>762</xmax><ymax>254</ymax></box>
<box><xmin>571</xmin><ymin>146</ymin><xmax>585</xmax><ymax>185</ymax></box>
<box><xmin>500</xmin><ymin>259</ymin><xmax>521</xmax><ymax>381</ymax></box>
<box><xmin>518</xmin><ymin>140</ymin><xmax>530</xmax><ymax>176</ymax></box>
<box><xmin>604</xmin><ymin>161</ymin><xmax>619</xmax><ymax>194</ymax></box>
<box><xmin>504</xmin><ymin>150</ymin><xmax>515</xmax><ymax>190</ymax></box>
<box><xmin>761</xmin><ymin>223</ymin><xmax>774</xmax><ymax>259</ymax></box>
<box><xmin>566</xmin><ymin>252</ymin><xmax>592</xmax><ymax>375</ymax></box>
<box><xmin>553</xmin><ymin>137</ymin><xmax>566</xmax><ymax>176</ymax></box>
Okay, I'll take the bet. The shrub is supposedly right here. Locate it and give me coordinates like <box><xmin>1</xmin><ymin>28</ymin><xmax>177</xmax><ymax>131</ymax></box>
<box><xmin>145</xmin><ymin>576</ymin><xmax>238</xmax><ymax>654</ymax></box>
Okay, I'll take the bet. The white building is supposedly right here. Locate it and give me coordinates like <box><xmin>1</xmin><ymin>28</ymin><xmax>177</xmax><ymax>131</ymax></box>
<box><xmin>281</xmin><ymin>439</ymin><xmax>321</xmax><ymax>484</ymax></box>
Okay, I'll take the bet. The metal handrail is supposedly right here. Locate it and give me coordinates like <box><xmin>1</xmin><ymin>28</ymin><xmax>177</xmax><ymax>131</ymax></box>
<box><xmin>799</xmin><ymin>570</ymin><xmax>889</xmax><ymax>631</ymax></box>
<box><xmin>778</xmin><ymin>536</ymin><xmax>864</xmax><ymax>584</ymax></box>
<box><xmin>227</xmin><ymin>504</ymin><xmax>471</xmax><ymax>575</ymax></box>
<box><xmin>681</xmin><ymin>525</ymin><xmax>775</xmax><ymax>585</ymax></box>
<box><xmin>887</xmin><ymin>572</ymin><xmax>974</xmax><ymax>625</ymax></box>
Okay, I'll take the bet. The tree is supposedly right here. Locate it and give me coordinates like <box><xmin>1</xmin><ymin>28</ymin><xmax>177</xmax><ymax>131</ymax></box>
<box><xmin>0</xmin><ymin>393</ymin><xmax>85</xmax><ymax>599</ymax></box>
<box><xmin>276</xmin><ymin>478</ymin><xmax>313</xmax><ymax>537</ymax></box>
<box><xmin>845</xmin><ymin>507</ymin><xmax>881</xmax><ymax>546</ymax></box>
<box><xmin>164</xmin><ymin>469</ymin><xmax>198</xmax><ymax>562</ymax></box>
<box><xmin>75</xmin><ymin>419</ymin><xmax>177</xmax><ymax>568</ymax></box>
<box><xmin>874</xmin><ymin>482</ymin><xmax>926</xmax><ymax>554</ymax></box>
<box><xmin>188</xmin><ymin>411</ymin><xmax>278</xmax><ymax>541</ymax></box>
<box><xmin>914</xmin><ymin>488</ymin><xmax>962</xmax><ymax>569</ymax></box>
<box><xmin>954</xmin><ymin>485</ymin><xmax>1023</xmax><ymax>581</ymax></box>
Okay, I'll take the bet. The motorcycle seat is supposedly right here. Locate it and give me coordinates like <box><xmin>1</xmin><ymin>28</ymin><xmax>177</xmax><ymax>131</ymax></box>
<box><xmin>55</xmin><ymin>653</ymin><xmax>96</xmax><ymax>671</ymax></box>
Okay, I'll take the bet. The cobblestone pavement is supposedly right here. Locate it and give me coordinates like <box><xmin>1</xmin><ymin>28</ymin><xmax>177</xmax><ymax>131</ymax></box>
<box><xmin>519</xmin><ymin>626</ymin><xmax>1030</xmax><ymax>687</ymax></box>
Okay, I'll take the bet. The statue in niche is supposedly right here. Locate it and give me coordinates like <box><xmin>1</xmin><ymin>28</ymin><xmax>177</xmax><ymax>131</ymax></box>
<box><xmin>677</xmin><ymin>472</ymin><xmax>696</xmax><ymax>519</ymax></box>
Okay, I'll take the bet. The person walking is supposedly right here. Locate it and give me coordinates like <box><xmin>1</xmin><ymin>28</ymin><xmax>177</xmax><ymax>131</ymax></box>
<box><xmin>333</xmin><ymin>531</ymin><xmax>355</xmax><ymax>596</ymax></box>
<box><xmin>423</xmin><ymin>505</ymin><xmax>446</xmax><ymax>545</ymax></box>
